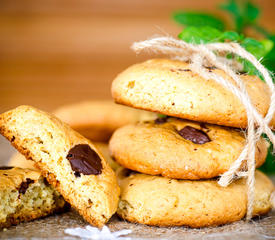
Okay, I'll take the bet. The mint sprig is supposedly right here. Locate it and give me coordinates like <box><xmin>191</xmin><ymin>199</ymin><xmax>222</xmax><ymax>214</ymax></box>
<box><xmin>178</xmin><ymin>26</ymin><xmax>221</xmax><ymax>44</ymax></box>
<box><xmin>178</xmin><ymin>26</ymin><xmax>273</xmax><ymax>78</ymax></box>
<box><xmin>220</xmin><ymin>0</ymin><xmax>260</xmax><ymax>33</ymax></box>
<box><xmin>174</xmin><ymin>0</ymin><xmax>275</xmax><ymax>79</ymax></box>
<box><xmin>173</xmin><ymin>0</ymin><xmax>275</xmax><ymax>174</ymax></box>
<box><xmin>173</xmin><ymin>12</ymin><xmax>225</xmax><ymax>31</ymax></box>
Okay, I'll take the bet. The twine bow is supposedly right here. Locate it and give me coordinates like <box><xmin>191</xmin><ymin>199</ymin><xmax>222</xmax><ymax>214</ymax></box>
<box><xmin>131</xmin><ymin>36</ymin><xmax>275</xmax><ymax>220</ymax></box>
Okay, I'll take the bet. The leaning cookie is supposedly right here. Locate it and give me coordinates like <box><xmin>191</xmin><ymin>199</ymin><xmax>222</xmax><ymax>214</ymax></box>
<box><xmin>0</xmin><ymin>105</ymin><xmax>120</xmax><ymax>227</ymax></box>
<box><xmin>110</xmin><ymin>117</ymin><xmax>267</xmax><ymax>179</ymax></box>
<box><xmin>117</xmin><ymin>168</ymin><xmax>274</xmax><ymax>228</ymax></box>
<box><xmin>53</xmin><ymin>101</ymin><xmax>156</xmax><ymax>141</ymax></box>
<box><xmin>9</xmin><ymin>143</ymin><xmax>120</xmax><ymax>171</ymax></box>
<box><xmin>112</xmin><ymin>58</ymin><xmax>274</xmax><ymax>129</ymax></box>
<box><xmin>0</xmin><ymin>166</ymin><xmax>67</xmax><ymax>229</ymax></box>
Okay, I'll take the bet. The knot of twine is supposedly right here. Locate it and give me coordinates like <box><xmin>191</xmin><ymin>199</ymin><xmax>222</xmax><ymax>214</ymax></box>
<box><xmin>131</xmin><ymin>36</ymin><xmax>275</xmax><ymax>220</ymax></box>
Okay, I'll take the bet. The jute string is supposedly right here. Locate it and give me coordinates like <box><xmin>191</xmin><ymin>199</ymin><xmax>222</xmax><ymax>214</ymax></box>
<box><xmin>131</xmin><ymin>36</ymin><xmax>275</xmax><ymax>220</ymax></box>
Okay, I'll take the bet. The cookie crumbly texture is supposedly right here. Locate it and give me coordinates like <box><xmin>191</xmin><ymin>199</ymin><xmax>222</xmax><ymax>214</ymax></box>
<box><xmin>53</xmin><ymin>100</ymin><xmax>156</xmax><ymax>141</ymax></box>
<box><xmin>110</xmin><ymin>118</ymin><xmax>267</xmax><ymax>179</ymax></box>
<box><xmin>0</xmin><ymin>167</ymin><xmax>67</xmax><ymax>229</ymax></box>
<box><xmin>112</xmin><ymin>58</ymin><xmax>275</xmax><ymax>129</ymax></box>
<box><xmin>117</xmin><ymin>168</ymin><xmax>275</xmax><ymax>228</ymax></box>
<box><xmin>9</xmin><ymin>142</ymin><xmax>120</xmax><ymax>171</ymax></box>
<box><xmin>0</xmin><ymin>105</ymin><xmax>120</xmax><ymax>227</ymax></box>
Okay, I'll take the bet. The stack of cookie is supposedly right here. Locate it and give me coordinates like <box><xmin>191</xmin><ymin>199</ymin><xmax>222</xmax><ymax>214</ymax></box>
<box><xmin>110</xmin><ymin>58</ymin><xmax>275</xmax><ymax>227</ymax></box>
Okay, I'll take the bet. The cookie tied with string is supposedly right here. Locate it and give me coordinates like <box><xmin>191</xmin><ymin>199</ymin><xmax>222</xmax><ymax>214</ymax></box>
<box><xmin>112</xmin><ymin>58</ymin><xmax>274</xmax><ymax>129</ymax></box>
<box><xmin>109</xmin><ymin>118</ymin><xmax>268</xmax><ymax>179</ymax></box>
<box><xmin>117</xmin><ymin>168</ymin><xmax>275</xmax><ymax>227</ymax></box>
<box><xmin>112</xmin><ymin>36</ymin><xmax>275</xmax><ymax>221</ymax></box>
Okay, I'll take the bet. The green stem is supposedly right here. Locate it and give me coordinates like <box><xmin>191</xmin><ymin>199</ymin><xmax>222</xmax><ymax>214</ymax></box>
<box><xmin>252</xmin><ymin>24</ymin><xmax>271</xmax><ymax>38</ymax></box>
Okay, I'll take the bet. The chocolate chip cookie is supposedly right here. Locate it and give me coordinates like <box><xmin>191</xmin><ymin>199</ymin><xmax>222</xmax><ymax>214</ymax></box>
<box><xmin>54</xmin><ymin>100</ymin><xmax>156</xmax><ymax>142</ymax></box>
<box><xmin>0</xmin><ymin>167</ymin><xmax>67</xmax><ymax>228</ymax></box>
<box><xmin>112</xmin><ymin>58</ymin><xmax>274</xmax><ymax>129</ymax></box>
<box><xmin>117</xmin><ymin>168</ymin><xmax>274</xmax><ymax>227</ymax></box>
<box><xmin>110</xmin><ymin>118</ymin><xmax>267</xmax><ymax>179</ymax></box>
<box><xmin>0</xmin><ymin>105</ymin><xmax>120</xmax><ymax>227</ymax></box>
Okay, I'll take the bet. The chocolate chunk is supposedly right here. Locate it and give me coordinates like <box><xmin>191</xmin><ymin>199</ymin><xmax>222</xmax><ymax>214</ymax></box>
<box><xmin>19</xmin><ymin>178</ymin><xmax>34</xmax><ymax>194</ymax></box>
<box><xmin>177</xmin><ymin>68</ymin><xmax>191</xmax><ymax>72</ymax></box>
<box><xmin>178</xmin><ymin>126</ymin><xmax>211</xmax><ymax>144</ymax></box>
<box><xmin>67</xmin><ymin>144</ymin><xmax>102</xmax><ymax>176</ymax></box>
<box><xmin>205</xmin><ymin>66</ymin><xmax>216</xmax><ymax>70</ymax></box>
<box><xmin>43</xmin><ymin>178</ymin><xmax>50</xmax><ymax>186</ymax></box>
<box><xmin>155</xmin><ymin>116</ymin><xmax>168</xmax><ymax>124</ymax></box>
<box><xmin>0</xmin><ymin>166</ymin><xmax>14</xmax><ymax>170</ymax></box>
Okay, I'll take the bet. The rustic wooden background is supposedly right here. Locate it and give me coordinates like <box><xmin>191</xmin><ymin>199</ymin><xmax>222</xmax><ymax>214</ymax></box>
<box><xmin>0</xmin><ymin>0</ymin><xmax>274</xmax><ymax>113</ymax></box>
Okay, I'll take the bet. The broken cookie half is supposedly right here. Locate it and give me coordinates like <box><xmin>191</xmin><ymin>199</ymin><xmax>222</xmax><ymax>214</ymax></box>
<box><xmin>0</xmin><ymin>166</ymin><xmax>68</xmax><ymax>228</ymax></box>
<box><xmin>0</xmin><ymin>105</ymin><xmax>120</xmax><ymax>227</ymax></box>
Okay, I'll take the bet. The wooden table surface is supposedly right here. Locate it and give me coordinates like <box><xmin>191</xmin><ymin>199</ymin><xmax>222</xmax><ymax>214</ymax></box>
<box><xmin>0</xmin><ymin>0</ymin><xmax>274</xmax><ymax>113</ymax></box>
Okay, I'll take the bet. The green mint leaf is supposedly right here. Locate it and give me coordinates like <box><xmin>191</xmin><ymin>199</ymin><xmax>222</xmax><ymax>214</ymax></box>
<box><xmin>244</xmin><ymin>1</ymin><xmax>260</xmax><ymax>23</ymax></box>
<box><xmin>220</xmin><ymin>0</ymin><xmax>244</xmax><ymax>32</ymax></box>
<box><xmin>173</xmin><ymin>12</ymin><xmax>225</xmax><ymax>31</ymax></box>
<box><xmin>259</xmin><ymin>138</ymin><xmax>275</xmax><ymax>174</ymax></box>
<box><xmin>220</xmin><ymin>0</ymin><xmax>260</xmax><ymax>33</ymax></box>
<box><xmin>218</xmin><ymin>31</ymin><xmax>240</xmax><ymax>42</ymax></box>
<box><xmin>241</xmin><ymin>59</ymin><xmax>260</xmax><ymax>76</ymax></box>
<box><xmin>178</xmin><ymin>26</ymin><xmax>222</xmax><ymax>44</ymax></box>
<box><xmin>239</xmin><ymin>37</ymin><xmax>271</xmax><ymax>78</ymax></box>
<box><xmin>260</xmin><ymin>39</ymin><xmax>274</xmax><ymax>56</ymax></box>
<box><xmin>262</xmin><ymin>35</ymin><xmax>275</xmax><ymax>74</ymax></box>
<box><xmin>240</xmin><ymin>38</ymin><xmax>265</xmax><ymax>59</ymax></box>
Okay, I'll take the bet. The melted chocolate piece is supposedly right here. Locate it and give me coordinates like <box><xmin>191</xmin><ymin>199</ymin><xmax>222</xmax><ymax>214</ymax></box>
<box><xmin>74</xmin><ymin>172</ymin><xmax>81</xmax><ymax>178</ymax></box>
<box><xmin>178</xmin><ymin>126</ymin><xmax>211</xmax><ymax>144</ymax></box>
<box><xmin>155</xmin><ymin>116</ymin><xmax>168</xmax><ymax>124</ymax></box>
<box><xmin>19</xmin><ymin>178</ymin><xmax>34</xmax><ymax>194</ymax></box>
<box><xmin>0</xmin><ymin>166</ymin><xmax>14</xmax><ymax>170</ymax></box>
<box><xmin>205</xmin><ymin>66</ymin><xmax>216</xmax><ymax>70</ymax></box>
<box><xmin>66</xmin><ymin>144</ymin><xmax>102</xmax><ymax>176</ymax></box>
<box><xmin>43</xmin><ymin>178</ymin><xmax>50</xmax><ymax>186</ymax></box>
<box><xmin>177</xmin><ymin>68</ymin><xmax>191</xmax><ymax>72</ymax></box>
<box><xmin>170</xmin><ymin>68</ymin><xmax>191</xmax><ymax>72</ymax></box>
